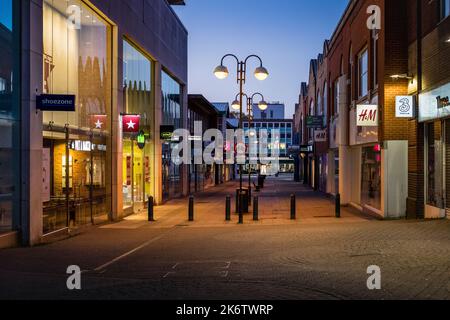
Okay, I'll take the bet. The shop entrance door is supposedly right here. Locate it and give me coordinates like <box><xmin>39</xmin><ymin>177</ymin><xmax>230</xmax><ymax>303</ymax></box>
<box><xmin>446</xmin><ymin>120</ymin><xmax>450</xmax><ymax>218</ymax></box>
<box><xmin>123</xmin><ymin>138</ymin><xmax>151</xmax><ymax>214</ymax></box>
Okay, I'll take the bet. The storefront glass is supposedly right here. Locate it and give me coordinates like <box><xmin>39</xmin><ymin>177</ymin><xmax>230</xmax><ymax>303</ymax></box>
<box><xmin>361</xmin><ymin>145</ymin><xmax>381</xmax><ymax>210</ymax></box>
<box><xmin>426</xmin><ymin>122</ymin><xmax>444</xmax><ymax>208</ymax></box>
<box><xmin>162</xmin><ymin>71</ymin><xmax>183</xmax><ymax>201</ymax></box>
<box><xmin>122</xmin><ymin>40</ymin><xmax>153</xmax><ymax>213</ymax></box>
<box><xmin>0</xmin><ymin>0</ymin><xmax>20</xmax><ymax>234</ymax></box>
<box><xmin>42</xmin><ymin>0</ymin><xmax>112</xmax><ymax>233</ymax></box>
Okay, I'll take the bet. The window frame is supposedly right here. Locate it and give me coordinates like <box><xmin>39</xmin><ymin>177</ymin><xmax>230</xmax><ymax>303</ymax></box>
<box><xmin>358</xmin><ymin>48</ymin><xmax>369</xmax><ymax>98</ymax></box>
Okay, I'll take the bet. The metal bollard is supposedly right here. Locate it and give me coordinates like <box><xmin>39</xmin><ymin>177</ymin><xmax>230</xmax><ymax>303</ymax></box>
<box><xmin>188</xmin><ymin>196</ymin><xmax>194</xmax><ymax>221</ymax></box>
<box><xmin>253</xmin><ymin>196</ymin><xmax>259</xmax><ymax>221</ymax></box>
<box><xmin>148</xmin><ymin>196</ymin><xmax>155</xmax><ymax>222</ymax></box>
<box><xmin>238</xmin><ymin>192</ymin><xmax>244</xmax><ymax>224</ymax></box>
<box><xmin>225</xmin><ymin>195</ymin><xmax>231</xmax><ymax>221</ymax></box>
<box><xmin>290</xmin><ymin>194</ymin><xmax>296</xmax><ymax>220</ymax></box>
<box><xmin>235</xmin><ymin>189</ymin><xmax>239</xmax><ymax>213</ymax></box>
<box><xmin>335</xmin><ymin>193</ymin><xmax>341</xmax><ymax>218</ymax></box>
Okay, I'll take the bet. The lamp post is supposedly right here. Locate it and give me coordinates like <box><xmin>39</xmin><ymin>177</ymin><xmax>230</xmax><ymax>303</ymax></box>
<box><xmin>231</xmin><ymin>92</ymin><xmax>268</xmax><ymax>194</ymax></box>
<box><xmin>214</xmin><ymin>54</ymin><xmax>269</xmax><ymax>193</ymax></box>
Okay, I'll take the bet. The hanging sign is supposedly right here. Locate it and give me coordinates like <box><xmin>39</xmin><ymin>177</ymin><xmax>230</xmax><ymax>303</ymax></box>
<box><xmin>122</xmin><ymin>114</ymin><xmax>141</xmax><ymax>133</ymax></box>
<box><xmin>314</xmin><ymin>130</ymin><xmax>327</xmax><ymax>142</ymax></box>
<box><xmin>37</xmin><ymin>94</ymin><xmax>76</xmax><ymax>112</ymax></box>
<box><xmin>395</xmin><ymin>96</ymin><xmax>414</xmax><ymax>118</ymax></box>
<box><xmin>160</xmin><ymin>125</ymin><xmax>175</xmax><ymax>140</ymax></box>
<box><xmin>306</xmin><ymin>116</ymin><xmax>324</xmax><ymax>128</ymax></box>
<box><xmin>137</xmin><ymin>130</ymin><xmax>146</xmax><ymax>149</ymax></box>
<box><xmin>357</xmin><ymin>104</ymin><xmax>378</xmax><ymax>126</ymax></box>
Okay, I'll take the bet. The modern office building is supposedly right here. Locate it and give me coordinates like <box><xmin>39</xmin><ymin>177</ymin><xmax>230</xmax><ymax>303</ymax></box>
<box><xmin>244</xmin><ymin>102</ymin><xmax>294</xmax><ymax>174</ymax></box>
<box><xmin>0</xmin><ymin>0</ymin><xmax>188</xmax><ymax>248</ymax></box>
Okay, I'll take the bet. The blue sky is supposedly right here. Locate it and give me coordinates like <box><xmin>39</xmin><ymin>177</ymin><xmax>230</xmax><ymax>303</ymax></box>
<box><xmin>0</xmin><ymin>0</ymin><xmax>12</xmax><ymax>30</ymax></box>
<box><xmin>174</xmin><ymin>0</ymin><xmax>349</xmax><ymax>118</ymax></box>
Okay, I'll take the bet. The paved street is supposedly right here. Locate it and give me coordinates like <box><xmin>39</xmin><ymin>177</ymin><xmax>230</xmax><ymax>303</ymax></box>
<box><xmin>0</xmin><ymin>175</ymin><xmax>449</xmax><ymax>300</ymax></box>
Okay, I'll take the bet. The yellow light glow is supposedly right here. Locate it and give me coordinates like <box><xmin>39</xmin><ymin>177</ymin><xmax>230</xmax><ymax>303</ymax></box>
<box><xmin>254</xmin><ymin>67</ymin><xmax>269</xmax><ymax>81</ymax></box>
<box><xmin>214</xmin><ymin>65</ymin><xmax>229</xmax><ymax>80</ymax></box>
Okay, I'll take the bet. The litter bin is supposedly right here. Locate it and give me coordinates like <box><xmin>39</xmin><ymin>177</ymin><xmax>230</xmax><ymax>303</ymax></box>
<box><xmin>236</xmin><ymin>188</ymin><xmax>250</xmax><ymax>213</ymax></box>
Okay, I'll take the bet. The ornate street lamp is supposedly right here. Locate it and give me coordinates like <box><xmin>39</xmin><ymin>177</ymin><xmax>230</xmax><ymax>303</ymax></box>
<box><xmin>214</xmin><ymin>55</ymin><xmax>269</xmax><ymax>220</ymax></box>
<box><xmin>231</xmin><ymin>92</ymin><xmax>268</xmax><ymax>202</ymax></box>
<box><xmin>214</xmin><ymin>54</ymin><xmax>269</xmax><ymax>197</ymax></box>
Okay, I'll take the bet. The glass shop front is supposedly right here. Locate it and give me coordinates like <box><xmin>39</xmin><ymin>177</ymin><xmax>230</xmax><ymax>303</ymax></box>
<box><xmin>42</xmin><ymin>0</ymin><xmax>112</xmax><ymax>233</ymax></box>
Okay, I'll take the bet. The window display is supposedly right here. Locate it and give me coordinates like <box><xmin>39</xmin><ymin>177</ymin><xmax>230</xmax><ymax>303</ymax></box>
<box><xmin>122</xmin><ymin>39</ymin><xmax>154</xmax><ymax>213</ymax></box>
<box><xmin>42</xmin><ymin>0</ymin><xmax>112</xmax><ymax>233</ymax></box>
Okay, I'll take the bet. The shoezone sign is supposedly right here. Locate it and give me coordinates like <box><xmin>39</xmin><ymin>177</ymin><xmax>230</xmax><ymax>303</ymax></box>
<box><xmin>357</xmin><ymin>104</ymin><xmax>378</xmax><ymax>126</ymax></box>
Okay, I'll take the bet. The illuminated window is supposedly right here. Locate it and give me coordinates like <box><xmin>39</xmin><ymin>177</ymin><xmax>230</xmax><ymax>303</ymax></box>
<box><xmin>0</xmin><ymin>78</ymin><xmax>6</xmax><ymax>92</ymax></box>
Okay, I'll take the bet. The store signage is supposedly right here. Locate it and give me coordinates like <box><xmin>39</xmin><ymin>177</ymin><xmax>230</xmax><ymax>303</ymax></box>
<box><xmin>122</xmin><ymin>114</ymin><xmax>140</xmax><ymax>133</ymax></box>
<box><xmin>160</xmin><ymin>125</ymin><xmax>175</xmax><ymax>140</ymax></box>
<box><xmin>37</xmin><ymin>94</ymin><xmax>76</xmax><ymax>112</ymax></box>
<box><xmin>91</xmin><ymin>115</ymin><xmax>107</xmax><ymax>130</ymax></box>
<box><xmin>395</xmin><ymin>96</ymin><xmax>414</xmax><ymax>118</ymax></box>
<box><xmin>357</xmin><ymin>104</ymin><xmax>378</xmax><ymax>126</ymax></box>
<box><xmin>306</xmin><ymin>116</ymin><xmax>324</xmax><ymax>128</ymax></box>
<box><xmin>137</xmin><ymin>131</ymin><xmax>146</xmax><ymax>149</ymax></box>
<box><xmin>299</xmin><ymin>145</ymin><xmax>313</xmax><ymax>153</ymax></box>
<box><xmin>437</xmin><ymin>95</ymin><xmax>450</xmax><ymax>109</ymax></box>
<box><xmin>419</xmin><ymin>82</ymin><xmax>450</xmax><ymax>122</ymax></box>
<box><xmin>314</xmin><ymin>130</ymin><xmax>327</xmax><ymax>142</ymax></box>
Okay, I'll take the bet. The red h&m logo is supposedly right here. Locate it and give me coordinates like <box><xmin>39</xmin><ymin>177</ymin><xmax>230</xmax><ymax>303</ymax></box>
<box><xmin>357</xmin><ymin>105</ymin><xmax>378</xmax><ymax>127</ymax></box>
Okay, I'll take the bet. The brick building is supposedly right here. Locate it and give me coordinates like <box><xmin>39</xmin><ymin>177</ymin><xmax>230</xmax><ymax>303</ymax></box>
<box><xmin>295</xmin><ymin>0</ymin><xmax>425</xmax><ymax>219</ymax></box>
<box><xmin>406</xmin><ymin>0</ymin><xmax>450</xmax><ymax>219</ymax></box>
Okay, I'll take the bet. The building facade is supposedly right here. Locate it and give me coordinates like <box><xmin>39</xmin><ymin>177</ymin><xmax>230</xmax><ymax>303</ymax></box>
<box><xmin>0</xmin><ymin>0</ymin><xmax>188</xmax><ymax>248</ymax></box>
<box><xmin>407</xmin><ymin>0</ymin><xmax>450</xmax><ymax>219</ymax></box>
<box><xmin>296</xmin><ymin>0</ymin><xmax>421</xmax><ymax>219</ymax></box>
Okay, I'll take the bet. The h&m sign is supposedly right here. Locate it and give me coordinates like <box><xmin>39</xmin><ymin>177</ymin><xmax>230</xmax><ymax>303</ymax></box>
<box><xmin>314</xmin><ymin>130</ymin><xmax>327</xmax><ymax>142</ymax></box>
<box><xmin>357</xmin><ymin>104</ymin><xmax>378</xmax><ymax>127</ymax></box>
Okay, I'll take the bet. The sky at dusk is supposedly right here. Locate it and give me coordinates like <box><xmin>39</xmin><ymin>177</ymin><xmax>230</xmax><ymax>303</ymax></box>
<box><xmin>173</xmin><ymin>0</ymin><xmax>349</xmax><ymax>118</ymax></box>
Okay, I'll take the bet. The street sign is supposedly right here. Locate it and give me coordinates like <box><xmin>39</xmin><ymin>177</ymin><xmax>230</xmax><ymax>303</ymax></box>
<box><xmin>357</xmin><ymin>104</ymin><xmax>378</xmax><ymax>126</ymax></box>
<box><xmin>306</xmin><ymin>116</ymin><xmax>324</xmax><ymax>128</ymax></box>
<box><xmin>37</xmin><ymin>94</ymin><xmax>76</xmax><ymax>112</ymax></box>
<box><xmin>395</xmin><ymin>96</ymin><xmax>414</xmax><ymax>118</ymax></box>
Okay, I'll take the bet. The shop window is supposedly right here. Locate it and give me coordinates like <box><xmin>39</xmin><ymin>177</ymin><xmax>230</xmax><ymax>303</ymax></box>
<box><xmin>427</xmin><ymin>123</ymin><xmax>444</xmax><ymax>208</ymax></box>
<box><xmin>361</xmin><ymin>145</ymin><xmax>381</xmax><ymax>210</ymax></box>
<box><xmin>42</xmin><ymin>0</ymin><xmax>112</xmax><ymax>233</ymax></box>
<box><xmin>0</xmin><ymin>0</ymin><xmax>19</xmax><ymax>234</ymax></box>
<box><xmin>358</xmin><ymin>49</ymin><xmax>369</xmax><ymax>98</ymax></box>
<box><xmin>161</xmin><ymin>71</ymin><xmax>183</xmax><ymax>202</ymax></box>
<box><xmin>122</xmin><ymin>39</ymin><xmax>153</xmax><ymax>212</ymax></box>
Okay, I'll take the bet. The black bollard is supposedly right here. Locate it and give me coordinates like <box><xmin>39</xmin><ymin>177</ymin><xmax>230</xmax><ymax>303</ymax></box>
<box><xmin>290</xmin><ymin>194</ymin><xmax>296</xmax><ymax>220</ymax></box>
<box><xmin>225</xmin><ymin>195</ymin><xmax>231</xmax><ymax>221</ymax></box>
<box><xmin>253</xmin><ymin>196</ymin><xmax>259</xmax><ymax>221</ymax></box>
<box><xmin>335</xmin><ymin>193</ymin><xmax>341</xmax><ymax>218</ymax></box>
<box><xmin>235</xmin><ymin>189</ymin><xmax>239</xmax><ymax>213</ymax></box>
<box><xmin>188</xmin><ymin>196</ymin><xmax>194</xmax><ymax>221</ymax></box>
<box><xmin>148</xmin><ymin>196</ymin><xmax>155</xmax><ymax>221</ymax></box>
<box><xmin>238</xmin><ymin>192</ymin><xmax>244</xmax><ymax>224</ymax></box>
